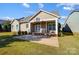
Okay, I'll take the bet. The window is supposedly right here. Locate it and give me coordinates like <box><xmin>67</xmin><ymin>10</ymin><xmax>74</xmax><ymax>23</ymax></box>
<box><xmin>11</xmin><ymin>25</ymin><xmax>14</xmax><ymax>29</ymax></box>
<box><xmin>48</xmin><ymin>26</ymin><xmax>55</xmax><ymax>30</ymax></box>
<box><xmin>16</xmin><ymin>25</ymin><xmax>19</xmax><ymax>30</ymax></box>
<box><xmin>26</xmin><ymin>24</ymin><xmax>28</xmax><ymax>28</ymax></box>
<box><xmin>48</xmin><ymin>22</ymin><xmax>55</xmax><ymax>31</ymax></box>
<box><xmin>36</xmin><ymin>18</ymin><xmax>40</xmax><ymax>22</ymax></box>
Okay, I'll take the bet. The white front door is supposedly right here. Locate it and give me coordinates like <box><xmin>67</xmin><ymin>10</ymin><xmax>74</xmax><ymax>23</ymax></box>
<box><xmin>35</xmin><ymin>24</ymin><xmax>40</xmax><ymax>32</ymax></box>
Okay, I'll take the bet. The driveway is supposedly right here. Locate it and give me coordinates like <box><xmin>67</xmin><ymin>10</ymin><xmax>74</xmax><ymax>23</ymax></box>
<box><xmin>14</xmin><ymin>35</ymin><xmax>59</xmax><ymax>47</ymax></box>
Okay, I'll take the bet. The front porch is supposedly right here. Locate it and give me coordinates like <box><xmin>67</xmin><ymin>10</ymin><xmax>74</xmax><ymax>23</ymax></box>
<box><xmin>30</xmin><ymin>20</ymin><xmax>58</xmax><ymax>36</ymax></box>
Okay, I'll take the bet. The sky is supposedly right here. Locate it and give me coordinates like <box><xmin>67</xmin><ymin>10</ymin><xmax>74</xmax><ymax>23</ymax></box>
<box><xmin>0</xmin><ymin>3</ymin><xmax>79</xmax><ymax>24</ymax></box>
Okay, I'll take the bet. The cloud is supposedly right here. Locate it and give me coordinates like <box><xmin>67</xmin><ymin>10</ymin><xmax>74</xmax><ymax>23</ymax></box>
<box><xmin>2</xmin><ymin>17</ymin><xmax>14</xmax><ymax>20</ymax></box>
<box><xmin>63</xmin><ymin>7</ymin><xmax>74</xmax><ymax>10</ymax></box>
<box><xmin>56</xmin><ymin>3</ymin><xmax>79</xmax><ymax>10</ymax></box>
<box><xmin>56</xmin><ymin>3</ymin><xmax>77</xmax><ymax>7</ymax></box>
<box><xmin>24</xmin><ymin>11</ymin><xmax>35</xmax><ymax>14</ymax></box>
<box><xmin>22</xmin><ymin>3</ymin><xmax>30</xmax><ymax>8</ymax></box>
<box><xmin>38</xmin><ymin>3</ymin><xmax>44</xmax><ymax>8</ymax></box>
<box><xmin>61</xmin><ymin>16</ymin><xmax>67</xmax><ymax>19</ymax></box>
<box><xmin>22</xmin><ymin>3</ymin><xmax>44</xmax><ymax>9</ymax></box>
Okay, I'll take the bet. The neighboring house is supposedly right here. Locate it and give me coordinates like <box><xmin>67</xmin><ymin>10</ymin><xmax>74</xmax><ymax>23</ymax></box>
<box><xmin>11</xmin><ymin>10</ymin><xmax>60</xmax><ymax>35</ymax></box>
<box><xmin>11</xmin><ymin>19</ymin><xmax>19</xmax><ymax>32</ymax></box>
<box><xmin>63</xmin><ymin>10</ymin><xmax>79</xmax><ymax>34</ymax></box>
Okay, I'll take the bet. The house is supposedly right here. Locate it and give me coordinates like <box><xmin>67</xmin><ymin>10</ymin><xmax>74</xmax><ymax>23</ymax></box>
<box><xmin>19</xmin><ymin>16</ymin><xmax>32</xmax><ymax>33</ymax></box>
<box><xmin>11</xmin><ymin>19</ymin><xmax>19</xmax><ymax>32</ymax></box>
<box><xmin>11</xmin><ymin>10</ymin><xmax>60</xmax><ymax>35</ymax></box>
<box><xmin>63</xmin><ymin>10</ymin><xmax>79</xmax><ymax>34</ymax></box>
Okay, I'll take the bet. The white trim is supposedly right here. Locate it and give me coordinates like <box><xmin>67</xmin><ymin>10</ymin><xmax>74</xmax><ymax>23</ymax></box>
<box><xmin>10</xmin><ymin>19</ymin><xmax>17</xmax><ymax>24</ymax></box>
<box><xmin>55</xmin><ymin>19</ymin><xmax>58</xmax><ymax>34</ymax></box>
<box><xmin>46</xmin><ymin>21</ymin><xmax>47</xmax><ymax>33</ymax></box>
<box><xmin>30</xmin><ymin>19</ymin><xmax>57</xmax><ymax>23</ymax></box>
<box><xmin>29</xmin><ymin>9</ymin><xmax>60</xmax><ymax>22</ymax></box>
<box><xmin>40</xmin><ymin>9</ymin><xmax>60</xmax><ymax>18</ymax></box>
<box><xmin>29</xmin><ymin>23</ymin><xmax>31</xmax><ymax>33</ymax></box>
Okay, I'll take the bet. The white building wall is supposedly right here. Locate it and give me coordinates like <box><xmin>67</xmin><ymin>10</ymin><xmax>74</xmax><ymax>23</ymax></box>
<box><xmin>11</xmin><ymin>20</ymin><xmax>19</xmax><ymax>32</ymax></box>
<box><xmin>20</xmin><ymin>23</ymin><xmax>27</xmax><ymax>31</ymax></box>
<box><xmin>20</xmin><ymin>23</ymin><xmax>31</xmax><ymax>33</ymax></box>
<box><xmin>66</xmin><ymin>12</ymin><xmax>79</xmax><ymax>32</ymax></box>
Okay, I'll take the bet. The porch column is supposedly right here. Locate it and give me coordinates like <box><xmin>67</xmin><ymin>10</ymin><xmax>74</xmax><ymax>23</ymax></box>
<box><xmin>29</xmin><ymin>22</ymin><xmax>31</xmax><ymax>33</ymax></box>
<box><xmin>55</xmin><ymin>19</ymin><xmax>58</xmax><ymax>35</ymax></box>
<box><xmin>46</xmin><ymin>21</ymin><xmax>47</xmax><ymax>33</ymax></box>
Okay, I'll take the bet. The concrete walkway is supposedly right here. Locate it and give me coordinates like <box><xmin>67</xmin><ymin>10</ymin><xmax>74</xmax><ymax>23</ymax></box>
<box><xmin>14</xmin><ymin>35</ymin><xmax>59</xmax><ymax>47</ymax></box>
<box><xmin>31</xmin><ymin>37</ymin><xmax>59</xmax><ymax>47</ymax></box>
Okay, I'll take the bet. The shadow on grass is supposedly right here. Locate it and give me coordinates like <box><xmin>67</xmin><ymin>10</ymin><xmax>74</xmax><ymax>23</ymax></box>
<box><xmin>63</xmin><ymin>32</ymin><xmax>73</xmax><ymax>36</ymax></box>
<box><xmin>58</xmin><ymin>32</ymin><xmax>73</xmax><ymax>37</ymax></box>
<box><xmin>0</xmin><ymin>35</ymin><xmax>12</xmax><ymax>39</ymax></box>
<box><xmin>0</xmin><ymin>35</ymin><xmax>30</xmax><ymax>48</ymax></box>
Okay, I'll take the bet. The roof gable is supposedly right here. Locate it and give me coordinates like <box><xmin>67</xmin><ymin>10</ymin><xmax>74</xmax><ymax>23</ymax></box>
<box><xmin>11</xmin><ymin>10</ymin><xmax>60</xmax><ymax>24</ymax></box>
<box><xmin>29</xmin><ymin>10</ymin><xmax>60</xmax><ymax>22</ymax></box>
<box><xmin>10</xmin><ymin>19</ymin><xmax>19</xmax><ymax>24</ymax></box>
<box><xmin>19</xmin><ymin>16</ymin><xmax>32</xmax><ymax>23</ymax></box>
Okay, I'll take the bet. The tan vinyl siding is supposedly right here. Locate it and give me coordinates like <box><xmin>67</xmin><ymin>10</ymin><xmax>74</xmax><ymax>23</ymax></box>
<box><xmin>20</xmin><ymin>23</ymin><xmax>27</xmax><ymax>31</ymax></box>
<box><xmin>30</xmin><ymin>12</ymin><xmax>57</xmax><ymax>23</ymax></box>
<box><xmin>20</xmin><ymin>23</ymin><xmax>30</xmax><ymax>33</ymax></box>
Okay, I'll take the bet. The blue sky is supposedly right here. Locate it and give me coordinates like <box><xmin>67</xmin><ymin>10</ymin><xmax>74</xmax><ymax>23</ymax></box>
<box><xmin>0</xmin><ymin>3</ymin><xmax>79</xmax><ymax>24</ymax></box>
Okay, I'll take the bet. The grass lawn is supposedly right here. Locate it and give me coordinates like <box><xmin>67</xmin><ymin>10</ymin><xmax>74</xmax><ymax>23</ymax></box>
<box><xmin>0</xmin><ymin>32</ymin><xmax>13</xmax><ymax>36</ymax></box>
<box><xmin>0</xmin><ymin>32</ymin><xmax>79</xmax><ymax>55</ymax></box>
<box><xmin>0</xmin><ymin>32</ymin><xmax>13</xmax><ymax>40</ymax></box>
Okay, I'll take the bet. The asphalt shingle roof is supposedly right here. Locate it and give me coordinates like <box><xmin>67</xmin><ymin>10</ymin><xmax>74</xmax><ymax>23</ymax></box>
<box><xmin>19</xmin><ymin>16</ymin><xmax>32</xmax><ymax>23</ymax></box>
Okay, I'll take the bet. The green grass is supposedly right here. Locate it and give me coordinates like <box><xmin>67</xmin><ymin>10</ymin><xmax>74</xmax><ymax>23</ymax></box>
<box><xmin>0</xmin><ymin>32</ymin><xmax>13</xmax><ymax>36</ymax></box>
<box><xmin>0</xmin><ymin>37</ymin><xmax>58</xmax><ymax>55</ymax></box>
<box><xmin>0</xmin><ymin>32</ymin><xmax>79</xmax><ymax>54</ymax></box>
<box><xmin>58</xmin><ymin>35</ymin><xmax>79</xmax><ymax>54</ymax></box>
<box><xmin>0</xmin><ymin>35</ymin><xmax>12</xmax><ymax>40</ymax></box>
<box><xmin>0</xmin><ymin>32</ymin><xmax>13</xmax><ymax>39</ymax></box>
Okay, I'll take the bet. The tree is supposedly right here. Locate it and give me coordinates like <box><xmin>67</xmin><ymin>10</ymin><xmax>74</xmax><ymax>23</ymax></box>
<box><xmin>58</xmin><ymin>22</ymin><xmax>61</xmax><ymax>32</ymax></box>
<box><xmin>0</xmin><ymin>24</ymin><xmax>2</xmax><ymax>31</ymax></box>
<box><xmin>2</xmin><ymin>21</ymin><xmax>11</xmax><ymax>32</ymax></box>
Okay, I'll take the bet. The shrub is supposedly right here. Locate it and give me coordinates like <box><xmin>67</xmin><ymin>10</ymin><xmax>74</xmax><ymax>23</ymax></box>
<box><xmin>25</xmin><ymin>31</ymin><xmax>27</xmax><ymax>34</ymax></box>
<box><xmin>21</xmin><ymin>31</ymin><xmax>25</xmax><ymax>35</ymax></box>
<box><xmin>18</xmin><ymin>31</ymin><xmax>21</xmax><ymax>35</ymax></box>
<box><xmin>58</xmin><ymin>31</ymin><xmax>64</xmax><ymax>37</ymax></box>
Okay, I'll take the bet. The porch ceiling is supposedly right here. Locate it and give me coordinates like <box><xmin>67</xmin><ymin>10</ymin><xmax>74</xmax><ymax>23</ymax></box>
<box><xmin>30</xmin><ymin>20</ymin><xmax>55</xmax><ymax>23</ymax></box>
